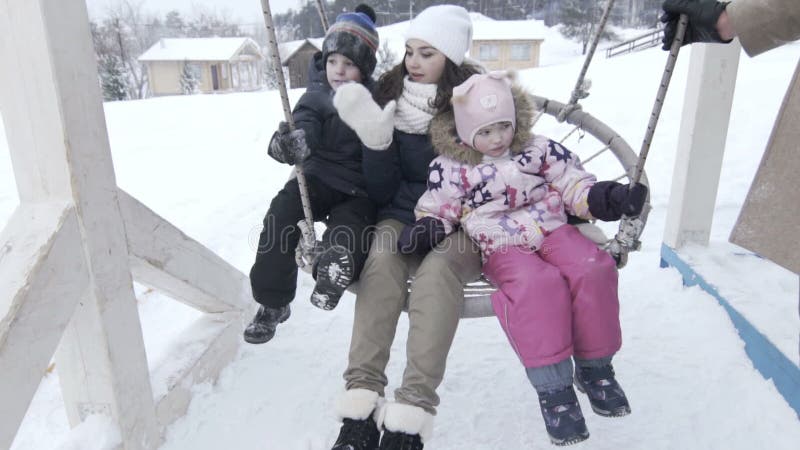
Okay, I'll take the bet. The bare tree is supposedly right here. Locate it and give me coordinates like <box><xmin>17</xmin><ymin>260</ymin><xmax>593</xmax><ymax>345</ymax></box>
<box><xmin>102</xmin><ymin>0</ymin><xmax>161</xmax><ymax>98</ymax></box>
<box><xmin>374</xmin><ymin>40</ymin><xmax>399</xmax><ymax>78</ymax></box>
<box><xmin>186</xmin><ymin>5</ymin><xmax>243</xmax><ymax>37</ymax></box>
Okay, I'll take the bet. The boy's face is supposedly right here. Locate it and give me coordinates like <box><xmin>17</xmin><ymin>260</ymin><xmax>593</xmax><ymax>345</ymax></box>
<box><xmin>472</xmin><ymin>121</ymin><xmax>514</xmax><ymax>157</ymax></box>
<box><xmin>404</xmin><ymin>39</ymin><xmax>446</xmax><ymax>84</ymax></box>
<box><xmin>326</xmin><ymin>53</ymin><xmax>363</xmax><ymax>90</ymax></box>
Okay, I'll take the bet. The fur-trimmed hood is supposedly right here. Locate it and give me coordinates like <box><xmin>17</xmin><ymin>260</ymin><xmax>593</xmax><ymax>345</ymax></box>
<box><xmin>429</xmin><ymin>80</ymin><xmax>537</xmax><ymax>166</ymax></box>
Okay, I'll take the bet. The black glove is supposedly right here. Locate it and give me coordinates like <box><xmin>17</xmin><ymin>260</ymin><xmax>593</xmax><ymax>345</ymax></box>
<box><xmin>398</xmin><ymin>217</ymin><xmax>447</xmax><ymax>256</ymax></box>
<box><xmin>660</xmin><ymin>0</ymin><xmax>732</xmax><ymax>50</ymax></box>
<box><xmin>267</xmin><ymin>121</ymin><xmax>310</xmax><ymax>165</ymax></box>
<box><xmin>588</xmin><ymin>181</ymin><xmax>649</xmax><ymax>221</ymax></box>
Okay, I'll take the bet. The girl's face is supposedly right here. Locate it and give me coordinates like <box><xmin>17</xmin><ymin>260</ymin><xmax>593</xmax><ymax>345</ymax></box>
<box><xmin>472</xmin><ymin>121</ymin><xmax>515</xmax><ymax>157</ymax></box>
<box><xmin>326</xmin><ymin>53</ymin><xmax>363</xmax><ymax>90</ymax></box>
<box><xmin>404</xmin><ymin>39</ymin><xmax>447</xmax><ymax>84</ymax></box>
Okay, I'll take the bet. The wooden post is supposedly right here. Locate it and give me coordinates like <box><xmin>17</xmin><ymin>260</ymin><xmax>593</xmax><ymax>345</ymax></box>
<box><xmin>1</xmin><ymin>1</ymin><xmax>250</xmax><ymax>447</ymax></box>
<box><xmin>0</xmin><ymin>204</ymin><xmax>88</xmax><ymax>448</ymax></box>
<box><xmin>663</xmin><ymin>42</ymin><xmax>741</xmax><ymax>249</ymax></box>
<box><xmin>1</xmin><ymin>0</ymin><xmax>159</xmax><ymax>447</ymax></box>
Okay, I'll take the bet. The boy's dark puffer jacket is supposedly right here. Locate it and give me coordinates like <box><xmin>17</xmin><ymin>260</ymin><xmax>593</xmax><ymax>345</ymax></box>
<box><xmin>291</xmin><ymin>52</ymin><xmax>373</xmax><ymax>197</ymax></box>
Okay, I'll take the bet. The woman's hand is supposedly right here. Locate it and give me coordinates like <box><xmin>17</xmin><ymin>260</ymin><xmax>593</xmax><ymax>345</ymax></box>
<box><xmin>333</xmin><ymin>83</ymin><xmax>396</xmax><ymax>150</ymax></box>
<box><xmin>398</xmin><ymin>217</ymin><xmax>447</xmax><ymax>256</ymax></box>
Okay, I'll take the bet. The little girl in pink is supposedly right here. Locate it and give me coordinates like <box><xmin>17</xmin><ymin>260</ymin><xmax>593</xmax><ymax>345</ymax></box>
<box><xmin>398</xmin><ymin>72</ymin><xmax>647</xmax><ymax>446</ymax></box>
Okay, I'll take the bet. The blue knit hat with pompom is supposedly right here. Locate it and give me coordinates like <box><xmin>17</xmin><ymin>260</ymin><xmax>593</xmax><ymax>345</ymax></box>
<box><xmin>321</xmin><ymin>4</ymin><xmax>379</xmax><ymax>78</ymax></box>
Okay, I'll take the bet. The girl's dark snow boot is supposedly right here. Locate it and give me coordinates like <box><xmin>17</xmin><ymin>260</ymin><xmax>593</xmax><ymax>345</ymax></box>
<box><xmin>378</xmin><ymin>430</ymin><xmax>423</xmax><ymax>450</ymax></box>
<box><xmin>331</xmin><ymin>416</ymin><xmax>381</xmax><ymax>450</ymax></box>
<box><xmin>311</xmin><ymin>245</ymin><xmax>354</xmax><ymax>310</ymax></box>
<box><xmin>242</xmin><ymin>304</ymin><xmax>290</xmax><ymax>344</ymax></box>
<box><xmin>574</xmin><ymin>364</ymin><xmax>631</xmax><ymax>417</ymax></box>
<box><xmin>537</xmin><ymin>386</ymin><xmax>590</xmax><ymax>446</ymax></box>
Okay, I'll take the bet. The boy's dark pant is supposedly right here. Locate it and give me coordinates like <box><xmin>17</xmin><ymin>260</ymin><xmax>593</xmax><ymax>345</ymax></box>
<box><xmin>250</xmin><ymin>175</ymin><xmax>375</xmax><ymax>308</ymax></box>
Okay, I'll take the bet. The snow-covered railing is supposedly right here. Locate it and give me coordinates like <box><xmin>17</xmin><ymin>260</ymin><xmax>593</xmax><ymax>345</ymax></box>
<box><xmin>605</xmin><ymin>28</ymin><xmax>663</xmax><ymax>58</ymax></box>
<box><xmin>0</xmin><ymin>1</ymin><xmax>250</xmax><ymax>448</ymax></box>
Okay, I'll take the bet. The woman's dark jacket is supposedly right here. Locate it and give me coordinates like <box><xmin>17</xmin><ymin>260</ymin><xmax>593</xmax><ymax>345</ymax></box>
<box><xmin>363</xmin><ymin>130</ymin><xmax>436</xmax><ymax>225</ymax></box>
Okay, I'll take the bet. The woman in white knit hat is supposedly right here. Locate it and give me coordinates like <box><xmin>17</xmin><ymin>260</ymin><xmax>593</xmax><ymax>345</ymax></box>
<box><xmin>328</xmin><ymin>5</ymin><xmax>482</xmax><ymax>449</ymax></box>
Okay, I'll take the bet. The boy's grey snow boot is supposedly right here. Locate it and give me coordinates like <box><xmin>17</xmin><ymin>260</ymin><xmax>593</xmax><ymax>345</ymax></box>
<box><xmin>311</xmin><ymin>245</ymin><xmax>354</xmax><ymax>310</ymax></box>
<box><xmin>378</xmin><ymin>430</ymin><xmax>423</xmax><ymax>450</ymax></box>
<box><xmin>574</xmin><ymin>364</ymin><xmax>631</xmax><ymax>417</ymax></box>
<box><xmin>331</xmin><ymin>415</ymin><xmax>381</xmax><ymax>450</ymax></box>
<box><xmin>537</xmin><ymin>386</ymin><xmax>590</xmax><ymax>446</ymax></box>
<box><xmin>242</xmin><ymin>304</ymin><xmax>290</xmax><ymax>344</ymax></box>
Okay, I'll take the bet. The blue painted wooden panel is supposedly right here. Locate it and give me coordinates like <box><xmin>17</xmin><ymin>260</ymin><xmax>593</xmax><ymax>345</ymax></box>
<box><xmin>660</xmin><ymin>243</ymin><xmax>800</xmax><ymax>419</ymax></box>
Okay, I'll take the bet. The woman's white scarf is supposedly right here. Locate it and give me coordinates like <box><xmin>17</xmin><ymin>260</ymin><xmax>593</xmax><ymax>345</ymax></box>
<box><xmin>394</xmin><ymin>76</ymin><xmax>439</xmax><ymax>135</ymax></box>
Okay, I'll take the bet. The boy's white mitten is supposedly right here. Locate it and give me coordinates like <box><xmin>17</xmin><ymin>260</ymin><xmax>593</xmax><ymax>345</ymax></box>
<box><xmin>333</xmin><ymin>83</ymin><xmax>396</xmax><ymax>150</ymax></box>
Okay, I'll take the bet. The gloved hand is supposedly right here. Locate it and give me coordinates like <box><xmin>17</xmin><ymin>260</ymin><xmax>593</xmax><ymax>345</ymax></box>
<box><xmin>588</xmin><ymin>181</ymin><xmax>649</xmax><ymax>221</ymax></box>
<box><xmin>267</xmin><ymin>121</ymin><xmax>310</xmax><ymax>165</ymax></box>
<box><xmin>660</xmin><ymin>0</ymin><xmax>732</xmax><ymax>50</ymax></box>
<box><xmin>333</xmin><ymin>82</ymin><xmax>396</xmax><ymax>150</ymax></box>
<box><xmin>398</xmin><ymin>217</ymin><xmax>447</xmax><ymax>256</ymax></box>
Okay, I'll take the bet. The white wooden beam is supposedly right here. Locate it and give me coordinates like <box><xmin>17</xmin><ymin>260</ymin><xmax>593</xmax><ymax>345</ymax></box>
<box><xmin>3</xmin><ymin>0</ymin><xmax>159</xmax><ymax>447</ymax></box>
<box><xmin>153</xmin><ymin>313</ymin><xmax>243</xmax><ymax>429</ymax></box>
<box><xmin>2</xmin><ymin>1</ymin><xmax>253</xmax><ymax>447</ymax></box>
<box><xmin>0</xmin><ymin>0</ymin><xmax>73</xmax><ymax>202</ymax></box>
<box><xmin>0</xmin><ymin>203</ymin><xmax>88</xmax><ymax>449</ymax></box>
<box><xmin>119</xmin><ymin>190</ymin><xmax>250</xmax><ymax>314</ymax></box>
<box><xmin>663</xmin><ymin>42</ymin><xmax>741</xmax><ymax>248</ymax></box>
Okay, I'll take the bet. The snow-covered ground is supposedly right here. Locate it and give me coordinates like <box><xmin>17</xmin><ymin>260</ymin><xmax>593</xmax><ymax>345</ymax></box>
<box><xmin>2</xmin><ymin>33</ymin><xmax>800</xmax><ymax>450</ymax></box>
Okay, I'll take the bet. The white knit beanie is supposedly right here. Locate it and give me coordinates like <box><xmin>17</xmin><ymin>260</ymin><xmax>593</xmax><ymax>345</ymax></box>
<box><xmin>405</xmin><ymin>5</ymin><xmax>473</xmax><ymax>65</ymax></box>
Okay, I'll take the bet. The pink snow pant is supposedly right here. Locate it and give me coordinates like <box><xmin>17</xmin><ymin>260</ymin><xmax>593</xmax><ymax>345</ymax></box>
<box><xmin>483</xmin><ymin>225</ymin><xmax>621</xmax><ymax>368</ymax></box>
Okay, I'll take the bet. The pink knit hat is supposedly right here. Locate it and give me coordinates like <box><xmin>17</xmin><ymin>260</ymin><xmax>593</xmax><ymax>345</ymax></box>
<box><xmin>452</xmin><ymin>71</ymin><xmax>516</xmax><ymax>147</ymax></box>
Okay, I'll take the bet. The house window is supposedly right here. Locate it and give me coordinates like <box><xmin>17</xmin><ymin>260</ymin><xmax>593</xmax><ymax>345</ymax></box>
<box><xmin>478</xmin><ymin>44</ymin><xmax>499</xmax><ymax>61</ymax></box>
<box><xmin>510</xmin><ymin>44</ymin><xmax>532</xmax><ymax>61</ymax></box>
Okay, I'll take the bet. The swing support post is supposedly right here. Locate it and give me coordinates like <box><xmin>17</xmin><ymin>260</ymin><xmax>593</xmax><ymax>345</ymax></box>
<box><xmin>259</xmin><ymin>0</ymin><xmax>318</xmax><ymax>267</ymax></box>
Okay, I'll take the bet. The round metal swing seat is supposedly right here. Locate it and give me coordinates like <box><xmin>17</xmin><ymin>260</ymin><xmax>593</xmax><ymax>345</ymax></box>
<box><xmin>302</xmin><ymin>94</ymin><xmax>650</xmax><ymax>319</ymax></box>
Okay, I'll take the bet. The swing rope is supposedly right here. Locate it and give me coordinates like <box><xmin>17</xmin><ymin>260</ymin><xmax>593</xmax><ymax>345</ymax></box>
<box><xmin>557</xmin><ymin>0</ymin><xmax>617</xmax><ymax>122</ymax></box>
<box><xmin>605</xmin><ymin>13</ymin><xmax>688</xmax><ymax>266</ymax></box>
<box><xmin>314</xmin><ymin>0</ymin><xmax>330</xmax><ymax>32</ymax></box>
<box><xmin>552</xmin><ymin>0</ymin><xmax>689</xmax><ymax>266</ymax></box>
<box><xmin>259</xmin><ymin>0</ymin><xmax>318</xmax><ymax>268</ymax></box>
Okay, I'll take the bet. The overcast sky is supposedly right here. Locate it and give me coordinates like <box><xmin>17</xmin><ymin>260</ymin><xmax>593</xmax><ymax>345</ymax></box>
<box><xmin>84</xmin><ymin>0</ymin><xmax>303</xmax><ymax>22</ymax></box>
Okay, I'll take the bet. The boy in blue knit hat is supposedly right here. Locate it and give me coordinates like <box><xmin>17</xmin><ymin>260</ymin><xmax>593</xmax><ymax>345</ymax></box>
<box><xmin>245</xmin><ymin>5</ymin><xmax>380</xmax><ymax>344</ymax></box>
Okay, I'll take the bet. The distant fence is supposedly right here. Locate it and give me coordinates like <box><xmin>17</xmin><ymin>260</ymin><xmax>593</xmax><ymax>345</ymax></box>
<box><xmin>605</xmin><ymin>28</ymin><xmax>663</xmax><ymax>58</ymax></box>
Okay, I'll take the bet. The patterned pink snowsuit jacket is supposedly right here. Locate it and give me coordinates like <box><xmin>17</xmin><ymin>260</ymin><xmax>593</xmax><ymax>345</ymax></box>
<box><xmin>415</xmin><ymin>133</ymin><xmax>597</xmax><ymax>259</ymax></box>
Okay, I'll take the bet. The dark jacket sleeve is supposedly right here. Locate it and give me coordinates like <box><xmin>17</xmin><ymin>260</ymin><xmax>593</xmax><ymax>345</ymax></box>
<box><xmin>291</xmin><ymin>91</ymin><xmax>326</xmax><ymax>156</ymax></box>
<box><xmin>362</xmin><ymin>136</ymin><xmax>402</xmax><ymax>206</ymax></box>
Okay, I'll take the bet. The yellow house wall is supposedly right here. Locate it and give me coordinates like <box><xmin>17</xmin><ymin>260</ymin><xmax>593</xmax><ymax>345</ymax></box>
<box><xmin>470</xmin><ymin>40</ymin><xmax>542</xmax><ymax>72</ymax></box>
<box><xmin>147</xmin><ymin>61</ymin><xmax>238</xmax><ymax>95</ymax></box>
<box><xmin>147</xmin><ymin>61</ymin><xmax>182</xmax><ymax>95</ymax></box>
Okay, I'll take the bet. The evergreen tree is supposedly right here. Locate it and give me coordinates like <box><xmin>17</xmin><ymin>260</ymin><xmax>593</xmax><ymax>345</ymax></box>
<box><xmin>99</xmin><ymin>55</ymin><xmax>128</xmax><ymax>101</ymax></box>
<box><xmin>180</xmin><ymin>61</ymin><xmax>199</xmax><ymax>95</ymax></box>
<box><xmin>165</xmin><ymin>10</ymin><xmax>186</xmax><ymax>35</ymax></box>
<box><xmin>559</xmin><ymin>0</ymin><xmax>619</xmax><ymax>54</ymax></box>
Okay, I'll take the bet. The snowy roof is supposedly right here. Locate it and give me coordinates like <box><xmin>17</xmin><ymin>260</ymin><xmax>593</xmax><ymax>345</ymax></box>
<box><xmin>370</xmin><ymin>15</ymin><xmax>548</xmax><ymax>68</ymax></box>
<box><xmin>138</xmin><ymin>37</ymin><xmax>262</xmax><ymax>62</ymax></box>
<box><xmin>276</xmin><ymin>38</ymin><xmax>323</xmax><ymax>62</ymax></box>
